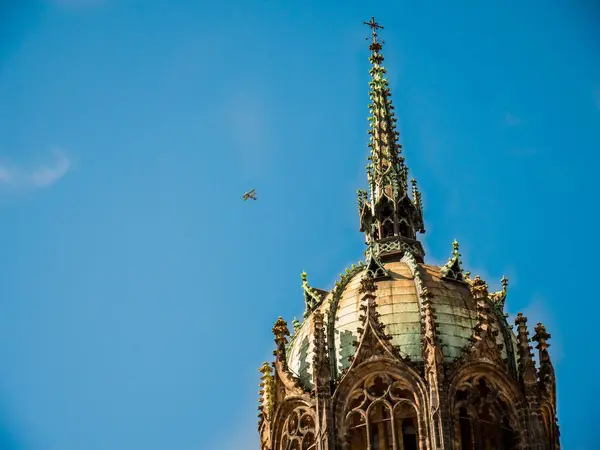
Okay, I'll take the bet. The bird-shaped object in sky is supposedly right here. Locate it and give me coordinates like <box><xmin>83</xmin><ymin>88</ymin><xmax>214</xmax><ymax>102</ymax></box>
<box><xmin>242</xmin><ymin>189</ymin><xmax>257</xmax><ymax>201</ymax></box>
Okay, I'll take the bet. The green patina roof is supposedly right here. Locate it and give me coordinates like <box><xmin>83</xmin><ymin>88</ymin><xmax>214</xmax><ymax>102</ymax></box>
<box><xmin>286</xmin><ymin>260</ymin><xmax>518</xmax><ymax>390</ymax></box>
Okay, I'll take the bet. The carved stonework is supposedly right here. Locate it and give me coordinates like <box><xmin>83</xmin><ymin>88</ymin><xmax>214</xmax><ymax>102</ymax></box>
<box><xmin>280</xmin><ymin>406</ymin><xmax>317</xmax><ymax>450</ymax></box>
<box><xmin>440</xmin><ymin>240</ymin><xmax>465</xmax><ymax>282</ymax></box>
<box><xmin>257</xmin><ymin>16</ymin><xmax>560</xmax><ymax>450</ymax></box>
<box><xmin>312</xmin><ymin>310</ymin><xmax>331</xmax><ymax>396</ymax></box>
<box><xmin>272</xmin><ymin>317</ymin><xmax>306</xmax><ymax>402</ymax></box>
<box><xmin>514</xmin><ymin>313</ymin><xmax>538</xmax><ymax>386</ymax></box>
<box><xmin>364</xmin><ymin>245</ymin><xmax>389</xmax><ymax>279</ymax></box>
<box><xmin>463</xmin><ymin>276</ymin><xmax>506</xmax><ymax>368</ymax></box>
<box><xmin>489</xmin><ymin>275</ymin><xmax>509</xmax><ymax>311</ymax></box>
<box><xmin>345</xmin><ymin>273</ymin><xmax>405</xmax><ymax>370</ymax></box>
<box><xmin>302</xmin><ymin>272</ymin><xmax>328</xmax><ymax>318</ymax></box>
<box><xmin>341</xmin><ymin>372</ymin><xmax>426</xmax><ymax>450</ymax></box>
<box><xmin>452</xmin><ymin>374</ymin><xmax>524</xmax><ymax>450</ymax></box>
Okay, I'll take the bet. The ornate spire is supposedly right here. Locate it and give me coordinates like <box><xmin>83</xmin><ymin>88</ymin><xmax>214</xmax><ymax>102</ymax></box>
<box><xmin>514</xmin><ymin>313</ymin><xmax>538</xmax><ymax>386</ymax></box>
<box><xmin>258</xmin><ymin>362</ymin><xmax>274</xmax><ymax>424</ymax></box>
<box><xmin>272</xmin><ymin>316</ymin><xmax>290</xmax><ymax>363</ymax></box>
<box><xmin>532</xmin><ymin>322</ymin><xmax>555</xmax><ymax>388</ymax></box>
<box><xmin>357</xmin><ymin>17</ymin><xmax>425</xmax><ymax>260</ymax></box>
<box><xmin>271</xmin><ymin>317</ymin><xmax>305</xmax><ymax>401</ymax></box>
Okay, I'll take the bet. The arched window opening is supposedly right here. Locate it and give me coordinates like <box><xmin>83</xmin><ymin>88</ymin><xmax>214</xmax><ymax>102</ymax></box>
<box><xmin>394</xmin><ymin>402</ymin><xmax>418</xmax><ymax>450</ymax></box>
<box><xmin>453</xmin><ymin>377</ymin><xmax>520</xmax><ymax>450</ymax></box>
<box><xmin>479</xmin><ymin>406</ymin><xmax>499</xmax><ymax>450</ymax></box>
<box><xmin>345</xmin><ymin>373</ymin><xmax>422</xmax><ymax>450</ymax></box>
<box><xmin>401</xmin><ymin>420</ymin><xmax>417</xmax><ymax>450</ymax></box>
<box><xmin>347</xmin><ymin>411</ymin><xmax>368</xmax><ymax>450</ymax></box>
<box><xmin>499</xmin><ymin>416</ymin><xmax>519</xmax><ymax>450</ymax></box>
<box><xmin>541</xmin><ymin>405</ymin><xmax>555</xmax><ymax>450</ymax></box>
<box><xmin>381</xmin><ymin>219</ymin><xmax>395</xmax><ymax>239</ymax></box>
<box><xmin>369</xmin><ymin>402</ymin><xmax>393</xmax><ymax>449</ymax></box>
<box><xmin>279</xmin><ymin>406</ymin><xmax>316</xmax><ymax>450</ymax></box>
<box><xmin>458</xmin><ymin>407</ymin><xmax>473</xmax><ymax>450</ymax></box>
<box><xmin>398</xmin><ymin>219</ymin><xmax>411</xmax><ymax>239</ymax></box>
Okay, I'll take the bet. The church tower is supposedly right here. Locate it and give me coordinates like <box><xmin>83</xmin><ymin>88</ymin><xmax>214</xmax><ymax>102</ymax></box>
<box><xmin>257</xmin><ymin>18</ymin><xmax>560</xmax><ymax>450</ymax></box>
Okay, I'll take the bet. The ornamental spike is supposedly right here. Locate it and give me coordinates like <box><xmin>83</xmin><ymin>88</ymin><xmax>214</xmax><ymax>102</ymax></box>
<box><xmin>357</xmin><ymin>18</ymin><xmax>426</xmax><ymax>258</ymax></box>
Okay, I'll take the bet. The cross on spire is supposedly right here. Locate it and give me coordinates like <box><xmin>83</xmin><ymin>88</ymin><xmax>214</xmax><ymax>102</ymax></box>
<box><xmin>364</xmin><ymin>16</ymin><xmax>383</xmax><ymax>38</ymax></box>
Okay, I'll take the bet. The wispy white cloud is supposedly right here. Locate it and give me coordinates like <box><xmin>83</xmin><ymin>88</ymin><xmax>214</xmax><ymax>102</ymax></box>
<box><xmin>504</xmin><ymin>112</ymin><xmax>522</xmax><ymax>127</ymax></box>
<box><xmin>0</xmin><ymin>150</ymin><xmax>71</xmax><ymax>190</ymax></box>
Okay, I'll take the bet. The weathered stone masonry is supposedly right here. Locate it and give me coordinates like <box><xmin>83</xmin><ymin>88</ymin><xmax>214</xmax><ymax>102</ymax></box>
<box><xmin>257</xmin><ymin>17</ymin><xmax>560</xmax><ymax>450</ymax></box>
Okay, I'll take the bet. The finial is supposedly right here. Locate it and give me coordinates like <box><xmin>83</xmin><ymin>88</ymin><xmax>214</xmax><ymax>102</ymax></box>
<box><xmin>514</xmin><ymin>313</ymin><xmax>537</xmax><ymax>385</ymax></box>
<box><xmin>501</xmin><ymin>275</ymin><xmax>508</xmax><ymax>290</ymax></box>
<box><xmin>358</xmin><ymin>271</ymin><xmax>377</xmax><ymax>294</ymax></box>
<box><xmin>272</xmin><ymin>317</ymin><xmax>290</xmax><ymax>344</ymax></box>
<box><xmin>259</xmin><ymin>361</ymin><xmax>272</xmax><ymax>375</ymax></box>
<box><xmin>364</xmin><ymin>16</ymin><xmax>383</xmax><ymax>39</ymax></box>
<box><xmin>532</xmin><ymin>323</ymin><xmax>551</xmax><ymax>349</ymax></box>
<box><xmin>452</xmin><ymin>239</ymin><xmax>459</xmax><ymax>254</ymax></box>
<box><xmin>470</xmin><ymin>275</ymin><xmax>489</xmax><ymax>298</ymax></box>
<box><xmin>301</xmin><ymin>271</ymin><xmax>308</xmax><ymax>283</ymax></box>
<box><xmin>364</xmin><ymin>17</ymin><xmax>384</xmax><ymax>55</ymax></box>
<box><xmin>291</xmin><ymin>317</ymin><xmax>301</xmax><ymax>334</ymax></box>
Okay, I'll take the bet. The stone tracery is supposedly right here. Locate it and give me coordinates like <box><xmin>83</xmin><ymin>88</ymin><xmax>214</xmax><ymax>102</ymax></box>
<box><xmin>343</xmin><ymin>373</ymin><xmax>423</xmax><ymax>450</ymax></box>
<box><xmin>280</xmin><ymin>405</ymin><xmax>317</xmax><ymax>450</ymax></box>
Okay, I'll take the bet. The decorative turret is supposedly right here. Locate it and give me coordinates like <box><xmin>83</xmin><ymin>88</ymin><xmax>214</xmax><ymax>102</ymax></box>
<box><xmin>357</xmin><ymin>17</ymin><xmax>426</xmax><ymax>262</ymax></box>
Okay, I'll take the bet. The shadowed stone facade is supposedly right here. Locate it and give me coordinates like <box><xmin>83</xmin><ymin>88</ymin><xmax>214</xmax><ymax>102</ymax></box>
<box><xmin>257</xmin><ymin>18</ymin><xmax>560</xmax><ymax>450</ymax></box>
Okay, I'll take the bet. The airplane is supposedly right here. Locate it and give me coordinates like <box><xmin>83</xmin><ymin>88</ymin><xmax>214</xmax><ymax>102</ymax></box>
<box><xmin>242</xmin><ymin>189</ymin><xmax>257</xmax><ymax>201</ymax></box>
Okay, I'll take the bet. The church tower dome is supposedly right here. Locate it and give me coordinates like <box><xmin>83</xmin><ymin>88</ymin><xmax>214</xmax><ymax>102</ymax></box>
<box><xmin>258</xmin><ymin>18</ymin><xmax>560</xmax><ymax>450</ymax></box>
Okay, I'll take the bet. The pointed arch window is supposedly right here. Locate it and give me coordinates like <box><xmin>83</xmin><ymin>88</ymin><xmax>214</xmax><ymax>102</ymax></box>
<box><xmin>397</xmin><ymin>219</ymin><xmax>411</xmax><ymax>239</ymax></box>
<box><xmin>381</xmin><ymin>219</ymin><xmax>395</xmax><ymax>239</ymax></box>
<box><xmin>394</xmin><ymin>402</ymin><xmax>418</xmax><ymax>450</ymax></box>
<box><xmin>453</xmin><ymin>376</ymin><xmax>520</xmax><ymax>450</ymax></box>
<box><xmin>345</xmin><ymin>374</ymin><xmax>423</xmax><ymax>450</ymax></box>
<box><xmin>279</xmin><ymin>406</ymin><xmax>316</xmax><ymax>450</ymax></box>
<box><xmin>540</xmin><ymin>404</ymin><xmax>557</xmax><ymax>450</ymax></box>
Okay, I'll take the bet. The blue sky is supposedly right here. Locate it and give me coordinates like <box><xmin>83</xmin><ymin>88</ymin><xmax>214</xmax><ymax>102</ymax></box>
<box><xmin>1</xmin><ymin>1</ymin><xmax>599</xmax><ymax>449</ymax></box>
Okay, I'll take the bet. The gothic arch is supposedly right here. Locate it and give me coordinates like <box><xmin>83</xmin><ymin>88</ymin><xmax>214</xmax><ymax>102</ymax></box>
<box><xmin>540</xmin><ymin>401</ymin><xmax>558</xmax><ymax>450</ymax></box>
<box><xmin>448</xmin><ymin>363</ymin><xmax>527</xmax><ymax>450</ymax></box>
<box><xmin>271</xmin><ymin>397</ymin><xmax>317</xmax><ymax>450</ymax></box>
<box><xmin>333</xmin><ymin>359</ymin><xmax>429</xmax><ymax>450</ymax></box>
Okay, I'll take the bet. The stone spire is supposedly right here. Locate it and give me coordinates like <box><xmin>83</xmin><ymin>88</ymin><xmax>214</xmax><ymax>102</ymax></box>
<box><xmin>532</xmin><ymin>322</ymin><xmax>556</xmax><ymax>393</ymax></box>
<box><xmin>357</xmin><ymin>17</ymin><xmax>425</xmax><ymax>261</ymax></box>
<box><xmin>514</xmin><ymin>313</ymin><xmax>538</xmax><ymax>386</ymax></box>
